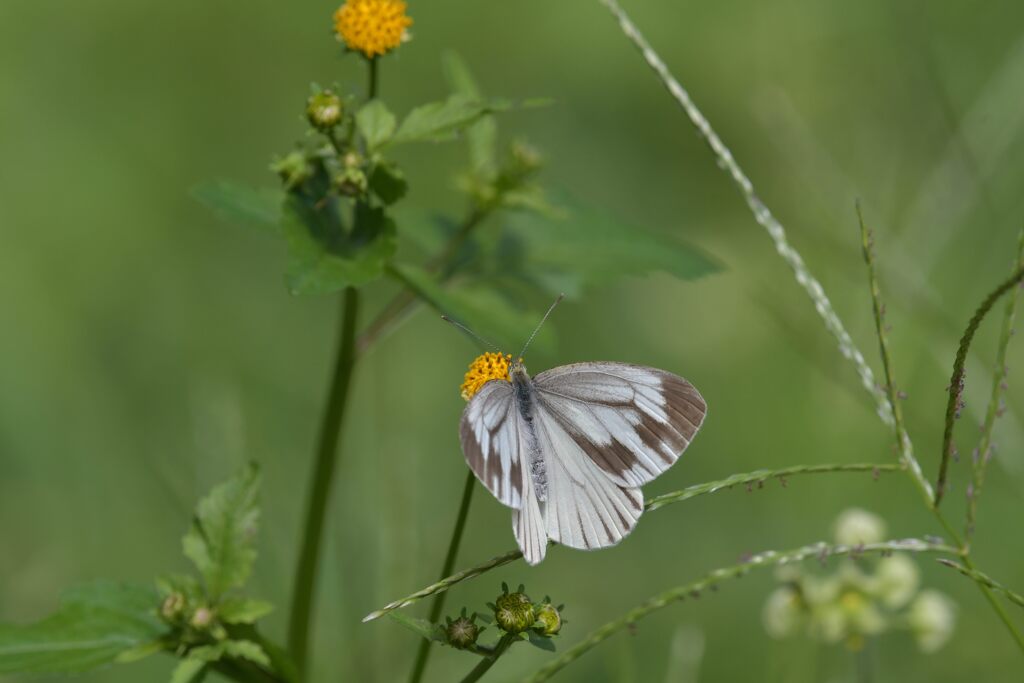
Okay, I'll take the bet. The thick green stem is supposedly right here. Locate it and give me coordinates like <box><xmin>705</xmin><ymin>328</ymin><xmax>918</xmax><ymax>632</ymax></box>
<box><xmin>407</xmin><ymin>471</ymin><xmax>477</xmax><ymax>683</ymax></box>
<box><xmin>368</xmin><ymin>56</ymin><xmax>379</xmax><ymax>99</ymax></box>
<box><xmin>460</xmin><ymin>634</ymin><xmax>516</xmax><ymax>683</ymax></box>
<box><xmin>287</xmin><ymin>287</ymin><xmax>360</xmax><ymax>676</ymax></box>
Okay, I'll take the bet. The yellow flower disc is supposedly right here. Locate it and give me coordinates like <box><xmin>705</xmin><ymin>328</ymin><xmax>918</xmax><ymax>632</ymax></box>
<box><xmin>460</xmin><ymin>352</ymin><xmax>511</xmax><ymax>401</ymax></box>
<box><xmin>333</xmin><ymin>0</ymin><xmax>413</xmax><ymax>58</ymax></box>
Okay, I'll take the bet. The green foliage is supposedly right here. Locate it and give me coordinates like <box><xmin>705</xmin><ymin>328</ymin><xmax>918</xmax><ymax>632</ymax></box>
<box><xmin>182</xmin><ymin>463</ymin><xmax>261</xmax><ymax>598</ymax></box>
<box><xmin>442</xmin><ymin>52</ymin><xmax>498</xmax><ymax>178</ymax></box>
<box><xmin>193</xmin><ymin>181</ymin><xmax>282</xmax><ymax>233</ymax></box>
<box><xmin>355</xmin><ymin>100</ymin><xmax>397</xmax><ymax>151</ymax></box>
<box><xmin>386</xmin><ymin>612</ymin><xmax>445</xmax><ymax>644</ymax></box>
<box><xmin>387</xmin><ymin>95</ymin><xmax>509</xmax><ymax>147</ymax></box>
<box><xmin>217</xmin><ymin>598</ymin><xmax>274</xmax><ymax>625</ymax></box>
<box><xmin>0</xmin><ymin>582</ymin><xmax>166</xmax><ymax>675</ymax></box>
<box><xmin>169</xmin><ymin>657</ymin><xmax>206</xmax><ymax>683</ymax></box>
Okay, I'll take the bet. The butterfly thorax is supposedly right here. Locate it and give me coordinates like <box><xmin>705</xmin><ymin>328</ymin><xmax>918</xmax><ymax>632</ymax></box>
<box><xmin>510</xmin><ymin>364</ymin><xmax>548</xmax><ymax>501</ymax></box>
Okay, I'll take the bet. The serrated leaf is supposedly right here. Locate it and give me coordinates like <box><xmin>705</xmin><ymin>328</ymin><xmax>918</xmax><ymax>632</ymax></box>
<box><xmin>356</xmin><ymin>100</ymin><xmax>397</xmax><ymax>151</ymax></box>
<box><xmin>505</xmin><ymin>193</ymin><xmax>721</xmax><ymax>292</ymax></box>
<box><xmin>282</xmin><ymin>196</ymin><xmax>396</xmax><ymax>295</ymax></box>
<box><xmin>527</xmin><ymin>632</ymin><xmax>557</xmax><ymax>652</ymax></box>
<box><xmin>217</xmin><ymin>598</ymin><xmax>274</xmax><ymax>625</ymax></box>
<box><xmin>170</xmin><ymin>657</ymin><xmax>207</xmax><ymax>683</ymax></box>
<box><xmin>182</xmin><ymin>464</ymin><xmax>260</xmax><ymax>598</ymax></box>
<box><xmin>222</xmin><ymin>639</ymin><xmax>271</xmax><ymax>667</ymax></box>
<box><xmin>442</xmin><ymin>52</ymin><xmax>497</xmax><ymax>178</ymax></box>
<box><xmin>193</xmin><ymin>181</ymin><xmax>282</xmax><ymax>232</ymax></box>
<box><xmin>388</xmin><ymin>95</ymin><xmax>509</xmax><ymax>147</ymax></box>
<box><xmin>0</xmin><ymin>582</ymin><xmax>166</xmax><ymax>675</ymax></box>
<box><xmin>390</xmin><ymin>262</ymin><xmax>549</xmax><ymax>353</ymax></box>
<box><xmin>369</xmin><ymin>163</ymin><xmax>408</xmax><ymax>206</ymax></box>
<box><xmin>386</xmin><ymin>612</ymin><xmax>445</xmax><ymax>643</ymax></box>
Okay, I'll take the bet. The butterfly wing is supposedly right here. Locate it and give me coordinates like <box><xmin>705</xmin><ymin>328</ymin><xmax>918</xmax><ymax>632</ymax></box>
<box><xmin>533</xmin><ymin>362</ymin><xmax>706</xmax><ymax>489</ymax></box>
<box><xmin>460</xmin><ymin>379</ymin><xmax>548</xmax><ymax>564</ymax></box>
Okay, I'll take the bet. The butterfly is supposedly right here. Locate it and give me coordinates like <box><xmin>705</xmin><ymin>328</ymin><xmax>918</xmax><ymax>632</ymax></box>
<box><xmin>454</xmin><ymin>298</ymin><xmax>707</xmax><ymax>565</ymax></box>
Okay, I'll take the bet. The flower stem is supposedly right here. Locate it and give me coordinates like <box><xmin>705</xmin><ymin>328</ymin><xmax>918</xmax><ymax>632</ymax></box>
<box><xmin>459</xmin><ymin>634</ymin><xmax>516</xmax><ymax>683</ymax></box>
<box><xmin>522</xmin><ymin>539</ymin><xmax>956</xmax><ymax>683</ymax></box>
<box><xmin>286</xmin><ymin>286</ymin><xmax>360</xmax><ymax>676</ymax></box>
<box><xmin>407</xmin><ymin>470</ymin><xmax>478</xmax><ymax>683</ymax></box>
<box><xmin>368</xmin><ymin>56</ymin><xmax>379</xmax><ymax>99</ymax></box>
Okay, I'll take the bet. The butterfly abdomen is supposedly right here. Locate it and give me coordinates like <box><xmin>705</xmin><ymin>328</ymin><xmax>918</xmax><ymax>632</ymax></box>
<box><xmin>512</xmin><ymin>366</ymin><xmax>548</xmax><ymax>501</ymax></box>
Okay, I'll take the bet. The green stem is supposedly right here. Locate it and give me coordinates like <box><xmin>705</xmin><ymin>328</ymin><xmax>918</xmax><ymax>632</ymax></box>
<box><xmin>211</xmin><ymin>658</ymin><xmax>286</xmax><ymax>683</ymax></box>
<box><xmin>286</xmin><ymin>287</ymin><xmax>360</xmax><ymax>676</ymax></box>
<box><xmin>364</xmin><ymin>462</ymin><xmax>898</xmax><ymax>622</ymax></box>
<box><xmin>407</xmin><ymin>470</ymin><xmax>478</xmax><ymax>683</ymax></box>
<box><xmin>938</xmin><ymin>559</ymin><xmax>1024</xmax><ymax>611</ymax></box>
<box><xmin>966</xmin><ymin>229</ymin><xmax>1024</xmax><ymax>543</ymax></box>
<box><xmin>522</xmin><ymin>539</ymin><xmax>957</xmax><ymax>683</ymax></box>
<box><xmin>935</xmin><ymin>264</ymin><xmax>1024</xmax><ymax>506</ymax></box>
<box><xmin>460</xmin><ymin>634</ymin><xmax>516</xmax><ymax>683</ymax></box>
<box><xmin>368</xmin><ymin>56</ymin><xmax>379</xmax><ymax>99</ymax></box>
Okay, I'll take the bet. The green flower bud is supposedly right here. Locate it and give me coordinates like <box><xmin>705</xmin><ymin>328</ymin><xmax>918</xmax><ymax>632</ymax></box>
<box><xmin>494</xmin><ymin>590</ymin><xmax>535</xmax><ymax>634</ymax></box>
<box><xmin>306</xmin><ymin>91</ymin><xmax>344</xmax><ymax>131</ymax></box>
<box><xmin>509</xmin><ymin>141</ymin><xmax>542</xmax><ymax>174</ymax></box>
<box><xmin>189</xmin><ymin>606</ymin><xmax>214</xmax><ymax>630</ymax></box>
<box><xmin>160</xmin><ymin>592</ymin><xmax>186</xmax><ymax>622</ymax></box>
<box><xmin>535</xmin><ymin>603</ymin><xmax>561</xmax><ymax>636</ymax></box>
<box><xmin>762</xmin><ymin>587</ymin><xmax>803</xmax><ymax>639</ymax></box>
<box><xmin>335</xmin><ymin>167</ymin><xmax>368</xmax><ymax>197</ymax></box>
<box><xmin>271</xmin><ymin>151</ymin><xmax>312</xmax><ymax>191</ymax></box>
<box><xmin>445</xmin><ymin>615</ymin><xmax>480</xmax><ymax>650</ymax></box>
<box><xmin>870</xmin><ymin>554</ymin><xmax>920</xmax><ymax>609</ymax></box>
<box><xmin>343</xmin><ymin>151</ymin><xmax>363</xmax><ymax>169</ymax></box>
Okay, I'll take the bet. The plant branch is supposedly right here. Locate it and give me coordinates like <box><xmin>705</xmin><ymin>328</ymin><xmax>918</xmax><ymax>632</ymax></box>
<box><xmin>459</xmin><ymin>633</ymin><xmax>517</xmax><ymax>683</ymax></box>
<box><xmin>857</xmin><ymin>204</ymin><xmax>933</xmax><ymax>502</ymax></box>
<box><xmin>938</xmin><ymin>559</ymin><xmax>1024</xmax><ymax>611</ymax></box>
<box><xmin>522</xmin><ymin>538</ymin><xmax>957</xmax><ymax>683</ymax></box>
<box><xmin>287</xmin><ymin>287</ymin><xmax>360</xmax><ymax>675</ymax></box>
<box><xmin>966</xmin><ymin>229</ymin><xmax>1024</xmax><ymax>542</ymax></box>
<box><xmin>364</xmin><ymin>462</ymin><xmax>897</xmax><ymax>622</ymax></box>
<box><xmin>407</xmin><ymin>471</ymin><xmax>478</xmax><ymax>683</ymax></box>
<box><xmin>935</xmin><ymin>264</ymin><xmax>1024</xmax><ymax>506</ymax></box>
<box><xmin>597</xmin><ymin>0</ymin><xmax>893</xmax><ymax>426</ymax></box>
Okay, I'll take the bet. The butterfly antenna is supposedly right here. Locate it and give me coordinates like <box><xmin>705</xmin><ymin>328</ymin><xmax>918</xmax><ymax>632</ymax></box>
<box><xmin>441</xmin><ymin>315</ymin><xmax>500</xmax><ymax>352</ymax></box>
<box><xmin>517</xmin><ymin>293</ymin><xmax>565</xmax><ymax>360</ymax></box>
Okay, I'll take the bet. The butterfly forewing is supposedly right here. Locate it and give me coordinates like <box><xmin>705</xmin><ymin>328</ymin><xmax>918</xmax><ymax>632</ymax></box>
<box><xmin>459</xmin><ymin>380</ymin><xmax>526</xmax><ymax>508</ymax></box>
<box><xmin>533</xmin><ymin>362</ymin><xmax>706</xmax><ymax>489</ymax></box>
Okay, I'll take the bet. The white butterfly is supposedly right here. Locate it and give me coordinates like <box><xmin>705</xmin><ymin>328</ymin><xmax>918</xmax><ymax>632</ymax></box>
<box><xmin>456</xmin><ymin>302</ymin><xmax>707</xmax><ymax>565</ymax></box>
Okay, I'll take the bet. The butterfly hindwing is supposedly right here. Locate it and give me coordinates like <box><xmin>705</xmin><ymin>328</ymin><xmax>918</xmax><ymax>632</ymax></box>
<box><xmin>533</xmin><ymin>362</ymin><xmax>706</xmax><ymax>489</ymax></box>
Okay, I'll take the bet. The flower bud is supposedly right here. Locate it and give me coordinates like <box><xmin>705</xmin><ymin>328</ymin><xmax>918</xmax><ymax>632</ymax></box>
<box><xmin>535</xmin><ymin>603</ymin><xmax>562</xmax><ymax>636</ymax></box>
<box><xmin>494</xmin><ymin>590</ymin><xmax>535</xmax><ymax>634</ymax></box>
<box><xmin>509</xmin><ymin>141</ymin><xmax>542</xmax><ymax>174</ymax></box>
<box><xmin>160</xmin><ymin>593</ymin><xmax>186</xmax><ymax>622</ymax></box>
<box><xmin>763</xmin><ymin>587</ymin><xmax>803</xmax><ymax>638</ymax></box>
<box><xmin>189</xmin><ymin>606</ymin><xmax>215</xmax><ymax>630</ymax></box>
<box><xmin>306</xmin><ymin>91</ymin><xmax>343</xmax><ymax>131</ymax></box>
<box><xmin>335</xmin><ymin>167</ymin><xmax>368</xmax><ymax>197</ymax></box>
<box><xmin>833</xmin><ymin>508</ymin><xmax>886</xmax><ymax>546</ymax></box>
<box><xmin>870</xmin><ymin>554</ymin><xmax>920</xmax><ymax>609</ymax></box>
<box><xmin>445</xmin><ymin>615</ymin><xmax>480</xmax><ymax>650</ymax></box>
<box><xmin>271</xmin><ymin>151</ymin><xmax>312</xmax><ymax>191</ymax></box>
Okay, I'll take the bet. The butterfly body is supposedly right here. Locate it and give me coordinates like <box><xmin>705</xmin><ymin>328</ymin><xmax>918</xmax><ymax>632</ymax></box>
<box><xmin>460</xmin><ymin>360</ymin><xmax>706</xmax><ymax>565</ymax></box>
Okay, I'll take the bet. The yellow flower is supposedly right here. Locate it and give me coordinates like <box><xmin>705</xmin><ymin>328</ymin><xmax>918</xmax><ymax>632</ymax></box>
<box><xmin>460</xmin><ymin>352</ymin><xmax>512</xmax><ymax>401</ymax></box>
<box><xmin>333</xmin><ymin>0</ymin><xmax>412</xmax><ymax>59</ymax></box>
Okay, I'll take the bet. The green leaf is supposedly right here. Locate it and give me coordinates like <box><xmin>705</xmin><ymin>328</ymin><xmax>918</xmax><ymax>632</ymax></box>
<box><xmin>505</xmin><ymin>193</ymin><xmax>721</xmax><ymax>292</ymax></box>
<box><xmin>356</xmin><ymin>100</ymin><xmax>397</xmax><ymax>151</ymax></box>
<box><xmin>389</xmin><ymin>262</ymin><xmax>549</xmax><ymax>353</ymax></box>
<box><xmin>182</xmin><ymin>464</ymin><xmax>261</xmax><ymax>598</ymax></box>
<box><xmin>388</xmin><ymin>95</ymin><xmax>509</xmax><ymax>147</ymax></box>
<box><xmin>282</xmin><ymin>195</ymin><xmax>396</xmax><ymax>295</ymax></box>
<box><xmin>193</xmin><ymin>181</ymin><xmax>282</xmax><ymax>232</ymax></box>
<box><xmin>217</xmin><ymin>598</ymin><xmax>274</xmax><ymax>625</ymax></box>
<box><xmin>386</xmin><ymin>612</ymin><xmax>444</xmax><ymax>643</ymax></box>
<box><xmin>0</xmin><ymin>582</ymin><xmax>166</xmax><ymax>674</ymax></box>
<box><xmin>527</xmin><ymin>632</ymin><xmax>556</xmax><ymax>652</ymax></box>
<box><xmin>170</xmin><ymin>657</ymin><xmax>207</xmax><ymax>683</ymax></box>
<box><xmin>369</xmin><ymin>163</ymin><xmax>408</xmax><ymax>206</ymax></box>
<box><xmin>222</xmin><ymin>639</ymin><xmax>271</xmax><ymax>667</ymax></box>
<box><xmin>442</xmin><ymin>51</ymin><xmax>497</xmax><ymax>177</ymax></box>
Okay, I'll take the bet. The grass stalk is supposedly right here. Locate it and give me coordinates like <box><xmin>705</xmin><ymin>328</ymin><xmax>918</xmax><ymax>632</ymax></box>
<box><xmin>364</xmin><ymin>462</ymin><xmax>898</xmax><ymax>622</ymax></box>
<box><xmin>522</xmin><ymin>539</ymin><xmax>957</xmax><ymax>682</ymax></box>
<box><xmin>938</xmin><ymin>560</ymin><xmax>1024</xmax><ymax>611</ymax></box>
<box><xmin>965</xmin><ymin>230</ymin><xmax>1024</xmax><ymax>542</ymax></box>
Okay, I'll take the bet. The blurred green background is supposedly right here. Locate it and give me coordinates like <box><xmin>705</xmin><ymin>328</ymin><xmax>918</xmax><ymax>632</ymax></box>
<box><xmin>2</xmin><ymin>0</ymin><xmax>1024</xmax><ymax>681</ymax></box>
